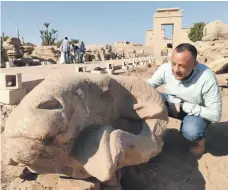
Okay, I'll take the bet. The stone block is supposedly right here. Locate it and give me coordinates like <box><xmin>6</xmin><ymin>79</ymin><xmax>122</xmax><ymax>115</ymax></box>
<box><xmin>5</xmin><ymin>62</ymin><xmax>15</xmax><ymax>68</ymax></box>
<box><xmin>0</xmin><ymin>88</ymin><xmax>26</xmax><ymax>105</ymax></box>
<box><xmin>41</xmin><ymin>61</ymin><xmax>53</xmax><ymax>65</ymax></box>
<box><xmin>0</xmin><ymin>73</ymin><xmax>22</xmax><ymax>90</ymax></box>
<box><xmin>139</xmin><ymin>61</ymin><xmax>145</xmax><ymax>66</ymax></box>
<box><xmin>106</xmin><ymin>63</ymin><xmax>114</xmax><ymax>74</ymax></box>
<box><xmin>90</xmin><ymin>70</ymin><xmax>104</xmax><ymax>74</ymax></box>
<box><xmin>107</xmin><ymin>69</ymin><xmax>114</xmax><ymax>75</ymax></box>
<box><xmin>122</xmin><ymin>62</ymin><xmax>127</xmax><ymax>67</ymax></box>
<box><xmin>75</xmin><ymin>66</ymin><xmax>87</xmax><ymax>73</ymax></box>
<box><xmin>114</xmin><ymin>69</ymin><xmax>126</xmax><ymax>74</ymax></box>
<box><xmin>124</xmin><ymin>66</ymin><xmax>129</xmax><ymax>70</ymax></box>
<box><xmin>107</xmin><ymin>63</ymin><xmax>114</xmax><ymax>70</ymax></box>
<box><xmin>133</xmin><ymin>60</ymin><xmax>139</xmax><ymax>67</ymax></box>
<box><xmin>121</xmin><ymin>62</ymin><xmax>129</xmax><ymax>71</ymax></box>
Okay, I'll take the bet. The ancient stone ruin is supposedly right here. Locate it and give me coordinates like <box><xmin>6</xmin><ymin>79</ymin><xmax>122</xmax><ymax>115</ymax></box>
<box><xmin>1</xmin><ymin>37</ymin><xmax>52</xmax><ymax>67</ymax></box>
<box><xmin>2</xmin><ymin>71</ymin><xmax>168</xmax><ymax>188</ymax></box>
<box><xmin>1</xmin><ymin>6</ymin><xmax>228</xmax><ymax>189</ymax></box>
<box><xmin>1</xmin><ymin>37</ymin><xmax>153</xmax><ymax>67</ymax></box>
<box><xmin>1</xmin><ymin>37</ymin><xmax>24</xmax><ymax>67</ymax></box>
<box><xmin>2</xmin><ymin>37</ymin><xmax>24</xmax><ymax>60</ymax></box>
<box><xmin>31</xmin><ymin>45</ymin><xmax>61</xmax><ymax>64</ymax></box>
<box><xmin>82</xmin><ymin>42</ymin><xmax>152</xmax><ymax>62</ymax></box>
<box><xmin>202</xmin><ymin>20</ymin><xmax>228</xmax><ymax>41</ymax></box>
<box><xmin>84</xmin><ymin>44</ymin><xmax>116</xmax><ymax>61</ymax></box>
<box><xmin>195</xmin><ymin>20</ymin><xmax>228</xmax><ymax>74</ymax></box>
<box><xmin>145</xmin><ymin>8</ymin><xmax>192</xmax><ymax>55</ymax></box>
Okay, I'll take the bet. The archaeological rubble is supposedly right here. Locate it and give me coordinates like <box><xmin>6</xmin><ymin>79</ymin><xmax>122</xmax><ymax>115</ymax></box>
<box><xmin>1</xmin><ymin>7</ymin><xmax>228</xmax><ymax>190</ymax></box>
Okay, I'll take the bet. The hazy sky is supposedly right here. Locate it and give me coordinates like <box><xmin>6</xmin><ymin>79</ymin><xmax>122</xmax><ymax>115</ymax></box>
<box><xmin>1</xmin><ymin>1</ymin><xmax>228</xmax><ymax>45</ymax></box>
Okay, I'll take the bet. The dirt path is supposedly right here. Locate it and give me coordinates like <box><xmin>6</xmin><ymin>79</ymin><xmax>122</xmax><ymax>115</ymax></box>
<box><xmin>121</xmin><ymin>118</ymin><xmax>228</xmax><ymax>190</ymax></box>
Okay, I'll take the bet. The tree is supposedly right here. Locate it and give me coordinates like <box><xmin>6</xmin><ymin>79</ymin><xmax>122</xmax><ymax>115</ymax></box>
<box><xmin>188</xmin><ymin>22</ymin><xmax>206</xmax><ymax>42</ymax></box>
<box><xmin>24</xmin><ymin>42</ymin><xmax>35</xmax><ymax>47</ymax></box>
<box><xmin>54</xmin><ymin>40</ymin><xmax>62</xmax><ymax>48</ymax></box>
<box><xmin>51</xmin><ymin>29</ymin><xmax>58</xmax><ymax>44</ymax></box>
<box><xmin>40</xmin><ymin>23</ymin><xmax>58</xmax><ymax>46</ymax></box>
<box><xmin>0</xmin><ymin>36</ymin><xmax>9</xmax><ymax>42</ymax></box>
<box><xmin>70</xmin><ymin>39</ymin><xmax>79</xmax><ymax>44</ymax></box>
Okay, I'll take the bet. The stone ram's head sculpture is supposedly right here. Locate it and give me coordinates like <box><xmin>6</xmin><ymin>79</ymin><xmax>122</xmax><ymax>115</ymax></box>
<box><xmin>202</xmin><ymin>20</ymin><xmax>228</xmax><ymax>41</ymax></box>
<box><xmin>3</xmin><ymin>71</ymin><xmax>168</xmax><ymax>182</ymax></box>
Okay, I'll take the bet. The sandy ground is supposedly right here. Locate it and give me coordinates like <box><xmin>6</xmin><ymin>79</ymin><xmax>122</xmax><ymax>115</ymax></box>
<box><xmin>1</xmin><ymin>65</ymin><xmax>228</xmax><ymax>190</ymax></box>
<box><xmin>121</xmin><ymin>93</ymin><xmax>228</xmax><ymax>190</ymax></box>
<box><xmin>121</xmin><ymin>66</ymin><xmax>228</xmax><ymax>190</ymax></box>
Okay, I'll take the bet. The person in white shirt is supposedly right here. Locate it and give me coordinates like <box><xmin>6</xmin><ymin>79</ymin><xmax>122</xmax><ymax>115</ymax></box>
<box><xmin>147</xmin><ymin>43</ymin><xmax>222</xmax><ymax>156</ymax></box>
<box><xmin>60</xmin><ymin>37</ymin><xmax>70</xmax><ymax>63</ymax></box>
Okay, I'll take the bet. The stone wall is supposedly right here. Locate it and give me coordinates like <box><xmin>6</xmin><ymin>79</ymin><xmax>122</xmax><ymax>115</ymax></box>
<box><xmin>31</xmin><ymin>46</ymin><xmax>60</xmax><ymax>64</ymax></box>
<box><xmin>2</xmin><ymin>37</ymin><xmax>23</xmax><ymax>61</ymax></box>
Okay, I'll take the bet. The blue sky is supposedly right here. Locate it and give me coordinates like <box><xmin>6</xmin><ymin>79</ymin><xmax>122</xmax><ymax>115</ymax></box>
<box><xmin>1</xmin><ymin>1</ymin><xmax>228</xmax><ymax>45</ymax></box>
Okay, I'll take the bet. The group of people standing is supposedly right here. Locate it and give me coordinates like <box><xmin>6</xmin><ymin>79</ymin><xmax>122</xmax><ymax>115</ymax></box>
<box><xmin>59</xmin><ymin>37</ymin><xmax>86</xmax><ymax>64</ymax></box>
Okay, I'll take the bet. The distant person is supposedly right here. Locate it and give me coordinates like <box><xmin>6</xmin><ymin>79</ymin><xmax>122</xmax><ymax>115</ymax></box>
<box><xmin>71</xmin><ymin>44</ymin><xmax>76</xmax><ymax>63</ymax></box>
<box><xmin>79</xmin><ymin>41</ymin><xmax>86</xmax><ymax>63</ymax></box>
<box><xmin>72</xmin><ymin>44</ymin><xmax>80</xmax><ymax>63</ymax></box>
<box><xmin>60</xmin><ymin>37</ymin><xmax>70</xmax><ymax>63</ymax></box>
<box><xmin>115</xmin><ymin>52</ymin><xmax>118</xmax><ymax>59</ymax></box>
<box><xmin>147</xmin><ymin>43</ymin><xmax>222</xmax><ymax>156</ymax></box>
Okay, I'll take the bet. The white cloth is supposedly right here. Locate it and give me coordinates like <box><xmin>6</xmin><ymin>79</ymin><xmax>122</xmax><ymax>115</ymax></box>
<box><xmin>60</xmin><ymin>39</ymin><xmax>70</xmax><ymax>52</ymax></box>
<box><xmin>59</xmin><ymin>52</ymin><xmax>65</xmax><ymax>64</ymax></box>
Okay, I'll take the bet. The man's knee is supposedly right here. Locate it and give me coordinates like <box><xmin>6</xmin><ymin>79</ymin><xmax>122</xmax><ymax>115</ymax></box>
<box><xmin>182</xmin><ymin>124</ymin><xmax>199</xmax><ymax>141</ymax></box>
<box><xmin>181</xmin><ymin>115</ymin><xmax>209</xmax><ymax>142</ymax></box>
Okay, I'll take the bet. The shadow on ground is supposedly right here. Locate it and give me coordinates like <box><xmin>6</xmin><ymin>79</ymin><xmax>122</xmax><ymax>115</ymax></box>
<box><xmin>205</xmin><ymin>121</ymin><xmax>228</xmax><ymax>156</ymax></box>
<box><xmin>121</xmin><ymin>121</ymin><xmax>228</xmax><ymax>190</ymax></box>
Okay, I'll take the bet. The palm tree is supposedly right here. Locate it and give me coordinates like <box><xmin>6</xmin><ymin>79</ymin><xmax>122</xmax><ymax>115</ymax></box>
<box><xmin>40</xmin><ymin>23</ymin><xmax>58</xmax><ymax>46</ymax></box>
<box><xmin>40</xmin><ymin>30</ymin><xmax>45</xmax><ymax>45</ymax></box>
<box><xmin>51</xmin><ymin>29</ymin><xmax>58</xmax><ymax>44</ymax></box>
<box><xmin>71</xmin><ymin>39</ymin><xmax>79</xmax><ymax>44</ymax></box>
<box><xmin>44</xmin><ymin>23</ymin><xmax>49</xmax><ymax>29</ymax></box>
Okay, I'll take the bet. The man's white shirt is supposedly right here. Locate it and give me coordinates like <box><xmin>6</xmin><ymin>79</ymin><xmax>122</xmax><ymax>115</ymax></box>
<box><xmin>147</xmin><ymin>62</ymin><xmax>222</xmax><ymax>122</ymax></box>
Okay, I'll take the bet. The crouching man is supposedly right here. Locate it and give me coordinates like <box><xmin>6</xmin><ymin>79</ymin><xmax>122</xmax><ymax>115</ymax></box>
<box><xmin>147</xmin><ymin>43</ymin><xmax>222</xmax><ymax>156</ymax></box>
